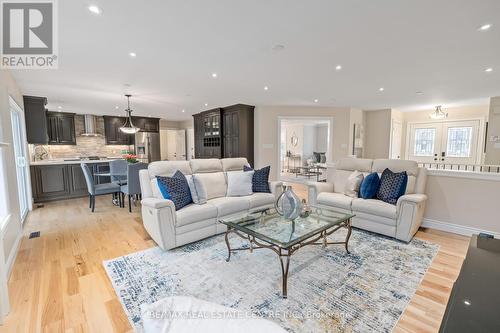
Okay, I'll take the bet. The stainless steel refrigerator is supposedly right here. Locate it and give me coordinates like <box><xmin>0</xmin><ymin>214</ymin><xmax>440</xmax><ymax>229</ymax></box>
<box><xmin>135</xmin><ymin>132</ymin><xmax>160</xmax><ymax>163</ymax></box>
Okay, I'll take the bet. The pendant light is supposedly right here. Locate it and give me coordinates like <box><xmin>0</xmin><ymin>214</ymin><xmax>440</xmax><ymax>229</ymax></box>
<box><xmin>119</xmin><ymin>94</ymin><xmax>140</xmax><ymax>134</ymax></box>
<box><xmin>429</xmin><ymin>105</ymin><xmax>448</xmax><ymax>120</ymax></box>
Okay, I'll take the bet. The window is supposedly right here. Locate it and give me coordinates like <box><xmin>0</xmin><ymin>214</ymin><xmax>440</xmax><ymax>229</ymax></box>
<box><xmin>447</xmin><ymin>127</ymin><xmax>472</xmax><ymax>157</ymax></box>
<box><xmin>414</xmin><ymin>128</ymin><xmax>435</xmax><ymax>156</ymax></box>
<box><xmin>0</xmin><ymin>148</ymin><xmax>8</xmax><ymax>226</ymax></box>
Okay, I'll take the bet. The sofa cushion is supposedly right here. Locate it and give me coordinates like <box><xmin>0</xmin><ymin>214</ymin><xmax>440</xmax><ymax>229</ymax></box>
<box><xmin>156</xmin><ymin>172</ymin><xmax>193</xmax><ymax>210</ymax></box>
<box><xmin>372</xmin><ymin>159</ymin><xmax>418</xmax><ymax>176</ymax></box>
<box><xmin>226</xmin><ymin>171</ymin><xmax>254</xmax><ymax>197</ymax></box>
<box><xmin>376</xmin><ymin>168</ymin><xmax>408</xmax><ymax>204</ymax></box>
<box><xmin>248</xmin><ymin>192</ymin><xmax>275</xmax><ymax>209</ymax></box>
<box><xmin>221</xmin><ymin>158</ymin><xmax>250</xmax><ymax>171</ymax></box>
<box><xmin>193</xmin><ymin>172</ymin><xmax>227</xmax><ymax>200</ymax></box>
<box><xmin>337</xmin><ymin>157</ymin><xmax>373</xmax><ymax>172</ymax></box>
<box><xmin>244</xmin><ymin>165</ymin><xmax>271</xmax><ymax>193</ymax></box>
<box><xmin>351</xmin><ymin>198</ymin><xmax>397</xmax><ymax>219</ymax></box>
<box><xmin>359</xmin><ymin>172</ymin><xmax>380</xmax><ymax>199</ymax></box>
<box><xmin>317</xmin><ymin>192</ymin><xmax>354</xmax><ymax>210</ymax></box>
<box><xmin>208</xmin><ymin>197</ymin><xmax>250</xmax><ymax>217</ymax></box>
<box><xmin>148</xmin><ymin>161</ymin><xmax>192</xmax><ymax>178</ymax></box>
<box><xmin>190</xmin><ymin>159</ymin><xmax>223</xmax><ymax>173</ymax></box>
<box><xmin>176</xmin><ymin>203</ymin><xmax>218</xmax><ymax>227</ymax></box>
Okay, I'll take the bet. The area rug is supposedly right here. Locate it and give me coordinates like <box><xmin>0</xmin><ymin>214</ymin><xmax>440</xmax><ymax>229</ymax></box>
<box><xmin>103</xmin><ymin>229</ymin><xmax>438</xmax><ymax>332</ymax></box>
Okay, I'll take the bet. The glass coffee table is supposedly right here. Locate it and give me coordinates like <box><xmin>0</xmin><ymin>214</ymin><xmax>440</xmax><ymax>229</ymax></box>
<box><xmin>219</xmin><ymin>207</ymin><xmax>354</xmax><ymax>298</ymax></box>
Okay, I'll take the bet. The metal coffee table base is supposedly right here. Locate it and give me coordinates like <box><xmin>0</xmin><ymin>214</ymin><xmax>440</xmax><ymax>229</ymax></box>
<box><xmin>224</xmin><ymin>218</ymin><xmax>352</xmax><ymax>298</ymax></box>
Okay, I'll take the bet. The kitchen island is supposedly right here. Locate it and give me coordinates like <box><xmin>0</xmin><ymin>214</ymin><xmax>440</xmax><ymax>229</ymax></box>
<box><xmin>30</xmin><ymin>158</ymin><xmax>124</xmax><ymax>203</ymax></box>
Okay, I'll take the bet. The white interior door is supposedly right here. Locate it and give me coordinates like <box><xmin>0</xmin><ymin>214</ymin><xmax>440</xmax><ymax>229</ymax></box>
<box><xmin>186</xmin><ymin>128</ymin><xmax>194</xmax><ymax>160</ymax></box>
<box><xmin>390</xmin><ymin>119</ymin><xmax>402</xmax><ymax>159</ymax></box>
<box><xmin>166</xmin><ymin>129</ymin><xmax>186</xmax><ymax>160</ymax></box>
<box><xmin>407</xmin><ymin>120</ymin><xmax>480</xmax><ymax>165</ymax></box>
<box><xmin>9</xmin><ymin>98</ymin><xmax>30</xmax><ymax>222</ymax></box>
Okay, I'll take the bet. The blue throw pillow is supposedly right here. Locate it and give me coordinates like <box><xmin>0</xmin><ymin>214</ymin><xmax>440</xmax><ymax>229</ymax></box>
<box><xmin>359</xmin><ymin>172</ymin><xmax>380</xmax><ymax>199</ymax></box>
<box><xmin>376</xmin><ymin>168</ymin><xmax>408</xmax><ymax>205</ymax></box>
<box><xmin>156</xmin><ymin>171</ymin><xmax>193</xmax><ymax>210</ymax></box>
<box><xmin>243</xmin><ymin>165</ymin><xmax>271</xmax><ymax>193</ymax></box>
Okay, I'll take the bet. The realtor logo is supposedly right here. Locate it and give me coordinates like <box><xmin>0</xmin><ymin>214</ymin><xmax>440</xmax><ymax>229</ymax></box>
<box><xmin>1</xmin><ymin>0</ymin><xmax>58</xmax><ymax>69</ymax></box>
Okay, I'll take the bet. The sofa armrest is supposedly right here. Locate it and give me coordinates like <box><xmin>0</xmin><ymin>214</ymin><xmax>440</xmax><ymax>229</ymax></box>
<box><xmin>306</xmin><ymin>182</ymin><xmax>334</xmax><ymax>205</ymax></box>
<box><xmin>269</xmin><ymin>181</ymin><xmax>283</xmax><ymax>199</ymax></box>
<box><xmin>395</xmin><ymin>194</ymin><xmax>428</xmax><ymax>242</ymax></box>
<box><xmin>141</xmin><ymin>198</ymin><xmax>177</xmax><ymax>250</ymax></box>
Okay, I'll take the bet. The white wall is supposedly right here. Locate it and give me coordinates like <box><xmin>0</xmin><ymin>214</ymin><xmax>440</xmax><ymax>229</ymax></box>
<box><xmin>485</xmin><ymin>97</ymin><xmax>500</xmax><ymax>164</ymax></box>
<box><xmin>255</xmin><ymin>105</ymin><xmax>351</xmax><ymax>180</ymax></box>
<box><xmin>315</xmin><ymin>124</ymin><xmax>329</xmax><ymax>153</ymax></box>
<box><xmin>363</xmin><ymin>109</ymin><xmax>392</xmax><ymax>159</ymax></box>
<box><xmin>0</xmin><ymin>70</ymin><xmax>25</xmax><ymax>319</ymax></box>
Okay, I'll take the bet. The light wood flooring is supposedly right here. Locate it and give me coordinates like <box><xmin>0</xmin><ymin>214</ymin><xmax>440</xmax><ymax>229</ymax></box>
<box><xmin>1</xmin><ymin>186</ymin><xmax>469</xmax><ymax>332</ymax></box>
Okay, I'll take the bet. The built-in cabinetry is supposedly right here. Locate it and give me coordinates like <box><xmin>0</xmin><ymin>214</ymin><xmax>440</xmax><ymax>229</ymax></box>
<box><xmin>23</xmin><ymin>95</ymin><xmax>48</xmax><ymax>144</ymax></box>
<box><xmin>103</xmin><ymin>116</ymin><xmax>160</xmax><ymax>145</ymax></box>
<box><xmin>47</xmin><ymin>112</ymin><xmax>76</xmax><ymax>145</ymax></box>
<box><xmin>193</xmin><ymin>104</ymin><xmax>254</xmax><ymax>165</ymax></box>
<box><xmin>30</xmin><ymin>162</ymin><xmax>111</xmax><ymax>203</ymax></box>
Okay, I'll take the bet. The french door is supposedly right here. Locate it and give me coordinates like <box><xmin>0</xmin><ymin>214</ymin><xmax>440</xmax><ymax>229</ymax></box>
<box><xmin>407</xmin><ymin>120</ymin><xmax>480</xmax><ymax>165</ymax></box>
<box><xmin>9</xmin><ymin>97</ymin><xmax>30</xmax><ymax>222</ymax></box>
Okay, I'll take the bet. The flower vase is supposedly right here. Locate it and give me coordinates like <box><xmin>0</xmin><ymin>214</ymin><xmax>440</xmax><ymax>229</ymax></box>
<box><xmin>275</xmin><ymin>185</ymin><xmax>302</xmax><ymax>220</ymax></box>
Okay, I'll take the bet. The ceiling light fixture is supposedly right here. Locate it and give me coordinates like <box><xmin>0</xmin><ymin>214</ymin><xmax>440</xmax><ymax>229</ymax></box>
<box><xmin>115</xmin><ymin>106</ymin><xmax>119</xmax><ymax>109</ymax></box>
<box><xmin>88</xmin><ymin>5</ymin><xmax>101</xmax><ymax>14</ymax></box>
<box><xmin>182</xmin><ymin>109</ymin><xmax>185</xmax><ymax>113</ymax></box>
<box><xmin>485</xmin><ymin>67</ymin><xmax>493</xmax><ymax>72</ymax></box>
<box><xmin>416</xmin><ymin>91</ymin><xmax>424</xmax><ymax>95</ymax></box>
<box><xmin>379</xmin><ymin>87</ymin><xmax>385</xmax><ymax>92</ymax></box>
<box><xmin>204</xmin><ymin>103</ymin><xmax>208</xmax><ymax>107</ymax></box>
<box><xmin>264</xmin><ymin>86</ymin><xmax>269</xmax><ymax>91</ymax></box>
<box><xmin>429</xmin><ymin>105</ymin><xmax>448</xmax><ymax>120</ymax></box>
<box><xmin>57</xmin><ymin>105</ymin><xmax>62</xmax><ymax>109</ymax></box>
<box><xmin>119</xmin><ymin>94</ymin><xmax>140</xmax><ymax>134</ymax></box>
<box><xmin>335</xmin><ymin>65</ymin><xmax>342</xmax><ymax>70</ymax></box>
<box><xmin>479</xmin><ymin>24</ymin><xmax>492</xmax><ymax>31</ymax></box>
<box><xmin>314</xmin><ymin>99</ymin><xmax>319</xmax><ymax>103</ymax></box>
<box><xmin>211</xmin><ymin>73</ymin><xmax>217</xmax><ymax>78</ymax></box>
<box><xmin>129</xmin><ymin>52</ymin><xmax>137</xmax><ymax>58</ymax></box>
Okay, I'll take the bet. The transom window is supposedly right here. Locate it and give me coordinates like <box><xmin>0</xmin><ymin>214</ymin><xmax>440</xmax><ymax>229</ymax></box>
<box><xmin>414</xmin><ymin>128</ymin><xmax>435</xmax><ymax>156</ymax></box>
<box><xmin>446</xmin><ymin>127</ymin><xmax>472</xmax><ymax>157</ymax></box>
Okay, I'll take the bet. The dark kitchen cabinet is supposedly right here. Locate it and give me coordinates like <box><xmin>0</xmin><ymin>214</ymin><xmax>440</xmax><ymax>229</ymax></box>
<box><xmin>31</xmin><ymin>164</ymin><xmax>71</xmax><ymax>201</ymax></box>
<box><xmin>103</xmin><ymin>116</ymin><xmax>133</xmax><ymax>145</ymax></box>
<box><xmin>132</xmin><ymin>117</ymin><xmax>160</xmax><ymax>132</ymax></box>
<box><xmin>23</xmin><ymin>95</ymin><xmax>48</xmax><ymax>144</ymax></box>
<box><xmin>46</xmin><ymin>112</ymin><xmax>76</xmax><ymax>145</ymax></box>
<box><xmin>192</xmin><ymin>108</ymin><xmax>222</xmax><ymax>159</ymax></box>
<box><xmin>69</xmin><ymin>164</ymin><xmax>89</xmax><ymax>196</ymax></box>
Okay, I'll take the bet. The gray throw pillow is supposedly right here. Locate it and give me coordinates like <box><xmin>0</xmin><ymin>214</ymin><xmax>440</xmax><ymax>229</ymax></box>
<box><xmin>186</xmin><ymin>174</ymin><xmax>207</xmax><ymax>204</ymax></box>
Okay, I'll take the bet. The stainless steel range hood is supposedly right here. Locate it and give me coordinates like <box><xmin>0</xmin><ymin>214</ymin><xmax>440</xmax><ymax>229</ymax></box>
<box><xmin>80</xmin><ymin>114</ymin><xmax>100</xmax><ymax>136</ymax></box>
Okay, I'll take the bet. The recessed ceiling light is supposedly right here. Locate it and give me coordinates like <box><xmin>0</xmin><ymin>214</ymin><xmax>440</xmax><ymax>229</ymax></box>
<box><xmin>479</xmin><ymin>24</ymin><xmax>492</xmax><ymax>31</ymax></box>
<box><xmin>485</xmin><ymin>67</ymin><xmax>493</xmax><ymax>72</ymax></box>
<box><xmin>204</xmin><ymin>103</ymin><xmax>208</xmax><ymax>107</ymax></box>
<box><xmin>57</xmin><ymin>106</ymin><xmax>62</xmax><ymax>109</ymax></box>
<box><xmin>115</xmin><ymin>106</ymin><xmax>119</xmax><ymax>109</ymax></box>
<box><xmin>129</xmin><ymin>52</ymin><xmax>137</xmax><ymax>58</ymax></box>
<box><xmin>211</xmin><ymin>73</ymin><xmax>217</xmax><ymax>78</ymax></box>
<box><xmin>379</xmin><ymin>87</ymin><xmax>385</xmax><ymax>92</ymax></box>
<box><xmin>314</xmin><ymin>99</ymin><xmax>319</xmax><ymax>103</ymax></box>
<box><xmin>88</xmin><ymin>5</ymin><xmax>101</xmax><ymax>14</ymax></box>
<box><xmin>148</xmin><ymin>115</ymin><xmax>151</xmax><ymax>117</ymax></box>
<box><xmin>464</xmin><ymin>300</ymin><xmax>471</xmax><ymax>306</ymax></box>
<box><xmin>416</xmin><ymin>91</ymin><xmax>424</xmax><ymax>95</ymax></box>
<box><xmin>335</xmin><ymin>65</ymin><xmax>342</xmax><ymax>71</ymax></box>
<box><xmin>182</xmin><ymin>109</ymin><xmax>185</xmax><ymax>113</ymax></box>
<box><xmin>264</xmin><ymin>86</ymin><xmax>269</xmax><ymax>91</ymax></box>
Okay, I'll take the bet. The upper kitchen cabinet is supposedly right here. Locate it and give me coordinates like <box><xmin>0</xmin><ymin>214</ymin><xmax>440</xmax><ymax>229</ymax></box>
<box><xmin>103</xmin><ymin>116</ymin><xmax>133</xmax><ymax>145</ymax></box>
<box><xmin>46</xmin><ymin>112</ymin><xmax>76</xmax><ymax>145</ymax></box>
<box><xmin>23</xmin><ymin>95</ymin><xmax>48</xmax><ymax>144</ymax></box>
<box><xmin>132</xmin><ymin>117</ymin><xmax>160</xmax><ymax>132</ymax></box>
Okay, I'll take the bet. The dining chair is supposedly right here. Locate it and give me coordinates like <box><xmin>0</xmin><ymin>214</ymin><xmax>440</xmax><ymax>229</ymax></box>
<box><xmin>120</xmin><ymin>162</ymin><xmax>148</xmax><ymax>212</ymax></box>
<box><xmin>109</xmin><ymin>159</ymin><xmax>128</xmax><ymax>185</ymax></box>
<box><xmin>81</xmin><ymin>163</ymin><xmax>121</xmax><ymax>212</ymax></box>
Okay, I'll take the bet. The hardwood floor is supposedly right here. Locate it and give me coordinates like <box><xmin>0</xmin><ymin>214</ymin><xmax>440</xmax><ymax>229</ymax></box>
<box><xmin>1</xmin><ymin>192</ymin><xmax>469</xmax><ymax>333</ymax></box>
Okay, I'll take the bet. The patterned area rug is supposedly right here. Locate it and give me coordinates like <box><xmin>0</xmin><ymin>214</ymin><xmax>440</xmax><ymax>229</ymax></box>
<box><xmin>103</xmin><ymin>229</ymin><xmax>438</xmax><ymax>332</ymax></box>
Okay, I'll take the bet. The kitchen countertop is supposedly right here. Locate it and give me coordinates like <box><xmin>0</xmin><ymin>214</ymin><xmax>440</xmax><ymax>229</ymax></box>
<box><xmin>30</xmin><ymin>158</ymin><xmax>124</xmax><ymax>166</ymax></box>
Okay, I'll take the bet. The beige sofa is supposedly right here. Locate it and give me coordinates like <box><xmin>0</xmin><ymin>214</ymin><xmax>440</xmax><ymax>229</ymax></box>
<box><xmin>139</xmin><ymin>158</ymin><xmax>282</xmax><ymax>250</ymax></box>
<box><xmin>307</xmin><ymin>158</ymin><xmax>427</xmax><ymax>242</ymax></box>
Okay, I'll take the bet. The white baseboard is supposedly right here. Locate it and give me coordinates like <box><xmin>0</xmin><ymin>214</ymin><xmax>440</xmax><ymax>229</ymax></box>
<box><xmin>422</xmin><ymin>218</ymin><xmax>500</xmax><ymax>238</ymax></box>
<box><xmin>6</xmin><ymin>231</ymin><xmax>22</xmax><ymax>278</ymax></box>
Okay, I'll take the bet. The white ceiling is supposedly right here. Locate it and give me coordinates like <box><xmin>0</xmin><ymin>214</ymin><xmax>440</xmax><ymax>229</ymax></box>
<box><xmin>11</xmin><ymin>0</ymin><xmax>500</xmax><ymax>120</ymax></box>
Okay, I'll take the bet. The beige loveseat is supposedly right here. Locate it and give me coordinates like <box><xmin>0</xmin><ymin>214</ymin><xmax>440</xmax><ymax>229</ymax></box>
<box><xmin>139</xmin><ymin>158</ymin><xmax>282</xmax><ymax>250</ymax></box>
<box><xmin>307</xmin><ymin>158</ymin><xmax>427</xmax><ymax>242</ymax></box>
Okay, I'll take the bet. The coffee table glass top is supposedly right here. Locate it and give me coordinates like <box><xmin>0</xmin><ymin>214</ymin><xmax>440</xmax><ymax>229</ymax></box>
<box><xmin>219</xmin><ymin>207</ymin><xmax>354</xmax><ymax>248</ymax></box>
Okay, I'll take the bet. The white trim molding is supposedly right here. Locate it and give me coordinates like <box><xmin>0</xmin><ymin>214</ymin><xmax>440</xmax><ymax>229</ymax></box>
<box><xmin>427</xmin><ymin>169</ymin><xmax>500</xmax><ymax>181</ymax></box>
<box><xmin>422</xmin><ymin>218</ymin><xmax>500</xmax><ymax>238</ymax></box>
